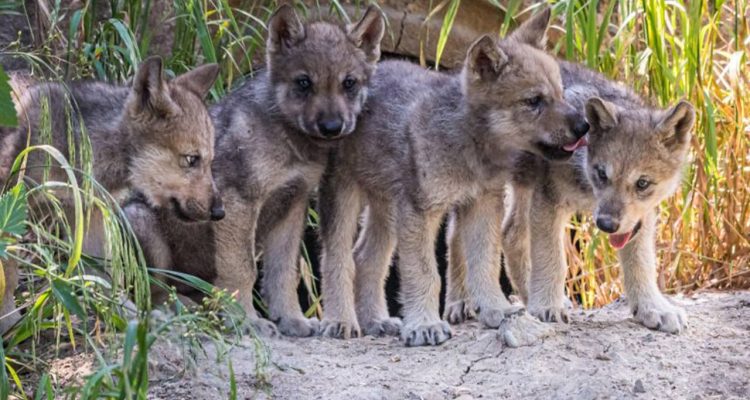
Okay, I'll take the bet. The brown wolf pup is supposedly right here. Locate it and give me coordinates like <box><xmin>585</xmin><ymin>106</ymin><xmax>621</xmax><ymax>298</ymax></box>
<box><xmin>446</xmin><ymin>60</ymin><xmax>694</xmax><ymax>334</ymax></box>
<box><xmin>318</xmin><ymin>8</ymin><xmax>590</xmax><ymax>346</ymax></box>
<box><xmin>0</xmin><ymin>57</ymin><xmax>222</xmax><ymax>333</ymax></box>
<box><xmin>123</xmin><ymin>5</ymin><xmax>385</xmax><ymax>337</ymax></box>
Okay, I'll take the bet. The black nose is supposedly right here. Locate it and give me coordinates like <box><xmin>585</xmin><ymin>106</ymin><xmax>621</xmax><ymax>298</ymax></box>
<box><xmin>596</xmin><ymin>216</ymin><xmax>620</xmax><ymax>233</ymax></box>
<box><xmin>573</xmin><ymin>120</ymin><xmax>590</xmax><ymax>138</ymax></box>
<box><xmin>210</xmin><ymin>199</ymin><xmax>225</xmax><ymax>221</ymax></box>
<box><xmin>317</xmin><ymin>118</ymin><xmax>343</xmax><ymax>137</ymax></box>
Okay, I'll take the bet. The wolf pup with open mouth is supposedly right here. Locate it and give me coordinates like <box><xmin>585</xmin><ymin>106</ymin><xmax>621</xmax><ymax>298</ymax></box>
<box><xmin>447</xmin><ymin>60</ymin><xmax>694</xmax><ymax>334</ymax></box>
<box><xmin>318</xmin><ymin>8</ymin><xmax>589</xmax><ymax>346</ymax></box>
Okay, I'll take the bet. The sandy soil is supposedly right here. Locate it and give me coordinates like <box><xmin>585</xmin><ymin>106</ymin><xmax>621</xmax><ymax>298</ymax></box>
<box><xmin>146</xmin><ymin>291</ymin><xmax>750</xmax><ymax>400</ymax></box>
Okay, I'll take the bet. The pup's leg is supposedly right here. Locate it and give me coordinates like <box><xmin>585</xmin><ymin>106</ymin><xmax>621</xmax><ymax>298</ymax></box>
<box><xmin>213</xmin><ymin>192</ymin><xmax>277</xmax><ymax>337</ymax></box>
<box><xmin>443</xmin><ymin>211</ymin><xmax>473</xmax><ymax>324</ymax></box>
<box><xmin>353</xmin><ymin>202</ymin><xmax>400</xmax><ymax>336</ymax></box>
<box><xmin>619</xmin><ymin>210</ymin><xmax>686</xmax><ymax>333</ymax></box>
<box><xmin>261</xmin><ymin>189</ymin><xmax>318</xmax><ymax>337</ymax></box>
<box><xmin>397</xmin><ymin>205</ymin><xmax>451</xmax><ymax>346</ymax></box>
<box><xmin>459</xmin><ymin>191</ymin><xmax>524</xmax><ymax>329</ymax></box>
<box><xmin>123</xmin><ymin>202</ymin><xmax>173</xmax><ymax>306</ymax></box>
<box><xmin>319</xmin><ymin>174</ymin><xmax>362</xmax><ymax>339</ymax></box>
<box><xmin>501</xmin><ymin>183</ymin><xmax>533</xmax><ymax>303</ymax></box>
<box><xmin>527</xmin><ymin>191</ymin><xmax>571</xmax><ymax>323</ymax></box>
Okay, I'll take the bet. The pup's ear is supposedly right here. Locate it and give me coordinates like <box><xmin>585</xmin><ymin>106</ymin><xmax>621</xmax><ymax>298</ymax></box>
<box><xmin>466</xmin><ymin>35</ymin><xmax>509</xmax><ymax>81</ymax></box>
<box><xmin>173</xmin><ymin>63</ymin><xmax>219</xmax><ymax>99</ymax></box>
<box><xmin>657</xmin><ymin>100</ymin><xmax>695</xmax><ymax>150</ymax></box>
<box><xmin>348</xmin><ymin>5</ymin><xmax>386</xmax><ymax>63</ymax></box>
<box><xmin>585</xmin><ymin>97</ymin><xmax>619</xmax><ymax>133</ymax></box>
<box><xmin>509</xmin><ymin>7</ymin><xmax>551</xmax><ymax>49</ymax></box>
<box><xmin>267</xmin><ymin>4</ymin><xmax>305</xmax><ymax>53</ymax></box>
<box><xmin>130</xmin><ymin>56</ymin><xmax>179</xmax><ymax>117</ymax></box>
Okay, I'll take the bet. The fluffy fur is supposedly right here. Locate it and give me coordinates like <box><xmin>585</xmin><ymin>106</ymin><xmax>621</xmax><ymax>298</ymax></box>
<box><xmin>124</xmin><ymin>5</ymin><xmax>385</xmax><ymax>337</ymax></box>
<box><xmin>446</xmin><ymin>60</ymin><xmax>695</xmax><ymax>334</ymax></box>
<box><xmin>318</xmin><ymin>8</ymin><xmax>590</xmax><ymax>346</ymax></box>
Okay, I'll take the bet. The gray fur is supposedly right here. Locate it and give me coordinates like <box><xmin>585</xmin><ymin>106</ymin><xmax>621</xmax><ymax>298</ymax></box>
<box><xmin>0</xmin><ymin>57</ymin><xmax>221</xmax><ymax>333</ymax></box>
<box><xmin>447</xmin><ymin>60</ymin><xmax>695</xmax><ymax>334</ymax></box>
<box><xmin>319</xmin><ymin>8</ymin><xmax>590</xmax><ymax>346</ymax></box>
<box><xmin>124</xmin><ymin>5</ymin><xmax>385</xmax><ymax>337</ymax></box>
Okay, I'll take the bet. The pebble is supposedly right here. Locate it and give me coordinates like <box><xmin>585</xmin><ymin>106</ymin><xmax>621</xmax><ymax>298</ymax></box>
<box><xmin>634</xmin><ymin>379</ymin><xmax>646</xmax><ymax>393</ymax></box>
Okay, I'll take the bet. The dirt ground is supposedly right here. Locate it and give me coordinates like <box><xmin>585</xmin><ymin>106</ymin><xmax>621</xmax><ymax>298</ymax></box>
<box><xmin>145</xmin><ymin>291</ymin><xmax>750</xmax><ymax>400</ymax></box>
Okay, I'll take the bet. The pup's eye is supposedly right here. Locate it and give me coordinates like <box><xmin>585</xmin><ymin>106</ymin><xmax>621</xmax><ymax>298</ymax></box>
<box><xmin>182</xmin><ymin>155</ymin><xmax>200</xmax><ymax>168</ymax></box>
<box><xmin>635</xmin><ymin>178</ymin><xmax>651</xmax><ymax>191</ymax></box>
<box><xmin>342</xmin><ymin>76</ymin><xmax>357</xmax><ymax>90</ymax></box>
<box><xmin>296</xmin><ymin>75</ymin><xmax>312</xmax><ymax>90</ymax></box>
<box><xmin>524</xmin><ymin>95</ymin><xmax>543</xmax><ymax>108</ymax></box>
<box><xmin>595</xmin><ymin>165</ymin><xmax>608</xmax><ymax>182</ymax></box>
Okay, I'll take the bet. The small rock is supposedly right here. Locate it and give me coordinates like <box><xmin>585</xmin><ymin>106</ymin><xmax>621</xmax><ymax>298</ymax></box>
<box><xmin>634</xmin><ymin>379</ymin><xmax>646</xmax><ymax>393</ymax></box>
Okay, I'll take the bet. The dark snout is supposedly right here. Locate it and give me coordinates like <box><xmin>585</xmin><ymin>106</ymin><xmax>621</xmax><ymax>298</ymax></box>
<box><xmin>568</xmin><ymin>111</ymin><xmax>590</xmax><ymax>139</ymax></box>
<box><xmin>210</xmin><ymin>195</ymin><xmax>225</xmax><ymax>221</ymax></box>
<box><xmin>316</xmin><ymin>115</ymin><xmax>344</xmax><ymax>138</ymax></box>
<box><xmin>596</xmin><ymin>215</ymin><xmax>620</xmax><ymax>233</ymax></box>
<box><xmin>572</xmin><ymin>120</ymin><xmax>590</xmax><ymax>138</ymax></box>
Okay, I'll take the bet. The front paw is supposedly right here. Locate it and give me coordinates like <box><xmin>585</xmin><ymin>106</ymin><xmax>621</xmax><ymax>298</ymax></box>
<box><xmin>528</xmin><ymin>304</ymin><xmax>569</xmax><ymax>323</ymax></box>
<box><xmin>361</xmin><ymin>317</ymin><xmax>402</xmax><ymax>337</ymax></box>
<box><xmin>401</xmin><ymin>320</ymin><xmax>452</xmax><ymax>347</ymax></box>
<box><xmin>443</xmin><ymin>300</ymin><xmax>475</xmax><ymax>324</ymax></box>
<box><xmin>245</xmin><ymin>317</ymin><xmax>279</xmax><ymax>337</ymax></box>
<box><xmin>478</xmin><ymin>305</ymin><xmax>526</xmax><ymax>328</ymax></box>
<box><xmin>632</xmin><ymin>298</ymin><xmax>687</xmax><ymax>334</ymax></box>
<box><xmin>319</xmin><ymin>319</ymin><xmax>361</xmax><ymax>339</ymax></box>
<box><xmin>277</xmin><ymin>317</ymin><xmax>319</xmax><ymax>337</ymax></box>
<box><xmin>497</xmin><ymin>313</ymin><xmax>554</xmax><ymax>348</ymax></box>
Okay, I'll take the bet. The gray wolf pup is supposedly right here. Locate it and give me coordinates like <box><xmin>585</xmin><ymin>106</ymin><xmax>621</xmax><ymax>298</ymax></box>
<box><xmin>124</xmin><ymin>5</ymin><xmax>385</xmax><ymax>337</ymax></box>
<box><xmin>0</xmin><ymin>57</ymin><xmax>222</xmax><ymax>333</ymax></box>
<box><xmin>446</xmin><ymin>60</ymin><xmax>694</xmax><ymax>334</ymax></box>
<box><xmin>318</xmin><ymin>8</ymin><xmax>590</xmax><ymax>346</ymax></box>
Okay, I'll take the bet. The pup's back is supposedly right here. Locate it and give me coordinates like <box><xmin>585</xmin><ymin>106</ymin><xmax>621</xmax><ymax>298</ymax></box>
<box><xmin>561</xmin><ymin>60</ymin><xmax>644</xmax><ymax>114</ymax></box>
<box><xmin>1</xmin><ymin>81</ymin><xmax>128</xmax><ymax>184</ymax></box>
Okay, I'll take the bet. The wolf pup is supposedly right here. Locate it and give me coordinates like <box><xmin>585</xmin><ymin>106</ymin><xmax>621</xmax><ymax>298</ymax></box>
<box><xmin>124</xmin><ymin>5</ymin><xmax>385</xmax><ymax>337</ymax></box>
<box><xmin>318</xmin><ymin>8</ymin><xmax>590</xmax><ymax>346</ymax></box>
<box><xmin>0</xmin><ymin>57</ymin><xmax>222</xmax><ymax>333</ymax></box>
<box><xmin>447</xmin><ymin>61</ymin><xmax>694</xmax><ymax>334</ymax></box>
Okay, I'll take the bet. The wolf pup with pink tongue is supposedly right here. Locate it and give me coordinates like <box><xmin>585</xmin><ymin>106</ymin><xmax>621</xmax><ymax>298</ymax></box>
<box><xmin>447</xmin><ymin>60</ymin><xmax>695</xmax><ymax>334</ymax></box>
<box><xmin>318</xmin><ymin>8</ymin><xmax>589</xmax><ymax>346</ymax></box>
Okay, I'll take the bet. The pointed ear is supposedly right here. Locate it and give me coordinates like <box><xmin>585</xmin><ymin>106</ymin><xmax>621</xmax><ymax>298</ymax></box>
<box><xmin>466</xmin><ymin>35</ymin><xmax>509</xmax><ymax>81</ymax></box>
<box><xmin>508</xmin><ymin>7</ymin><xmax>551</xmax><ymax>49</ymax></box>
<box><xmin>657</xmin><ymin>100</ymin><xmax>695</xmax><ymax>150</ymax></box>
<box><xmin>173</xmin><ymin>63</ymin><xmax>219</xmax><ymax>99</ymax></box>
<box><xmin>585</xmin><ymin>97</ymin><xmax>619</xmax><ymax>132</ymax></box>
<box><xmin>267</xmin><ymin>5</ymin><xmax>305</xmax><ymax>53</ymax></box>
<box><xmin>348</xmin><ymin>5</ymin><xmax>385</xmax><ymax>63</ymax></box>
<box><xmin>131</xmin><ymin>56</ymin><xmax>178</xmax><ymax>116</ymax></box>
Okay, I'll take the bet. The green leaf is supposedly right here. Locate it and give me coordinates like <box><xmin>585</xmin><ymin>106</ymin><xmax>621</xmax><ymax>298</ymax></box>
<box><xmin>0</xmin><ymin>65</ymin><xmax>17</xmax><ymax>128</ymax></box>
<box><xmin>34</xmin><ymin>373</ymin><xmax>54</xmax><ymax>400</ymax></box>
<box><xmin>228</xmin><ymin>360</ymin><xmax>237</xmax><ymax>400</ymax></box>
<box><xmin>0</xmin><ymin>183</ymin><xmax>28</xmax><ymax>258</ymax></box>
<box><xmin>434</xmin><ymin>0</ymin><xmax>461</xmax><ymax>69</ymax></box>
<box><xmin>51</xmin><ymin>278</ymin><xmax>86</xmax><ymax>319</ymax></box>
<box><xmin>0</xmin><ymin>337</ymin><xmax>9</xmax><ymax>400</ymax></box>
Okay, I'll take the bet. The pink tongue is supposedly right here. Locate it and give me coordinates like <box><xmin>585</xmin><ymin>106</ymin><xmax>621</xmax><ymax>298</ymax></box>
<box><xmin>609</xmin><ymin>231</ymin><xmax>632</xmax><ymax>249</ymax></box>
<box><xmin>563</xmin><ymin>137</ymin><xmax>588</xmax><ymax>152</ymax></box>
